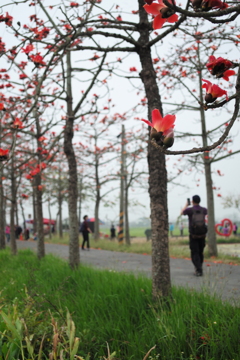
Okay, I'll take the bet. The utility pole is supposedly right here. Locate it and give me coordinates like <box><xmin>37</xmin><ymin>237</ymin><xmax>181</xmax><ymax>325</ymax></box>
<box><xmin>118</xmin><ymin>124</ymin><xmax>125</xmax><ymax>243</ymax></box>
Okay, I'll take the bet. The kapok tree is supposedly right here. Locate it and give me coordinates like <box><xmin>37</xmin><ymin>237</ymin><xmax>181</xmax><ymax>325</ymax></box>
<box><xmin>153</xmin><ymin>20</ymin><xmax>240</xmax><ymax>256</ymax></box>
<box><xmin>75</xmin><ymin>108</ymin><xmax>124</xmax><ymax>241</ymax></box>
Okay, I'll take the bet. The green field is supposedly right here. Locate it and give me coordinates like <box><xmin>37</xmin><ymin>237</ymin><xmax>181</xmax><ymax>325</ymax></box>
<box><xmin>0</xmin><ymin>249</ymin><xmax>240</xmax><ymax>360</ymax></box>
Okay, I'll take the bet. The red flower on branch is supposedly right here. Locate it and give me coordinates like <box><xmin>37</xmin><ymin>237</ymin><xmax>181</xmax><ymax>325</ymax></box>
<box><xmin>202</xmin><ymin>79</ymin><xmax>228</xmax><ymax>103</ymax></box>
<box><xmin>12</xmin><ymin>118</ymin><xmax>24</xmax><ymax>129</ymax></box>
<box><xmin>70</xmin><ymin>2</ymin><xmax>79</xmax><ymax>7</ymax></box>
<box><xmin>142</xmin><ymin>109</ymin><xmax>176</xmax><ymax>132</ymax></box>
<box><xmin>0</xmin><ymin>12</ymin><xmax>13</xmax><ymax>27</ymax></box>
<box><xmin>0</xmin><ymin>148</ymin><xmax>9</xmax><ymax>161</ymax></box>
<box><xmin>201</xmin><ymin>0</ymin><xmax>228</xmax><ymax>11</ymax></box>
<box><xmin>191</xmin><ymin>0</ymin><xmax>228</xmax><ymax>11</ymax></box>
<box><xmin>206</xmin><ymin>55</ymin><xmax>236</xmax><ymax>80</ymax></box>
<box><xmin>21</xmin><ymin>194</ymin><xmax>29</xmax><ymax>199</ymax></box>
<box><xmin>141</xmin><ymin>109</ymin><xmax>176</xmax><ymax>148</ymax></box>
<box><xmin>29</xmin><ymin>53</ymin><xmax>46</xmax><ymax>66</ymax></box>
<box><xmin>22</xmin><ymin>44</ymin><xmax>34</xmax><ymax>54</ymax></box>
<box><xmin>144</xmin><ymin>0</ymin><xmax>178</xmax><ymax>30</ymax></box>
<box><xmin>19</xmin><ymin>73</ymin><xmax>28</xmax><ymax>80</ymax></box>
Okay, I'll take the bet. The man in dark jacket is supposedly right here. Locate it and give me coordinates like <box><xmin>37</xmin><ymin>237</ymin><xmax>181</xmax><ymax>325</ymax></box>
<box><xmin>80</xmin><ymin>215</ymin><xmax>92</xmax><ymax>250</ymax></box>
<box><xmin>181</xmin><ymin>195</ymin><xmax>207</xmax><ymax>276</ymax></box>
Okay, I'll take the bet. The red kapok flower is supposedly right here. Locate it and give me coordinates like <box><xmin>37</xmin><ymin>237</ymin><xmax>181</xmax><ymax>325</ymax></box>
<box><xmin>222</xmin><ymin>70</ymin><xmax>235</xmax><ymax>81</ymax></box>
<box><xmin>12</xmin><ymin>118</ymin><xmax>24</xmax><ymax>129</ymax></box>
<box><xmin>206</xmin><ymin>55</ymin><xmax>236</xmax><ymax>80</ymax></box>
<box><xmin>22</xmin><ymin>44</ymin><xmax>34</xmax><ymax>54</ymax></box>
<box><xmin>0</xmin><ymin>12</ymin><xmax>13</xmax><ymax>27</ymax></box>
<box><xmin>70</xmin><ymin>2</ymin><xmax>79</xmax><ymax>7</ymax></box>
<box><xmin>142</xmin><ymin>109</ymin><xmax>176</xmax><ymax>133</ymax></box>
<box><xmin>191</xmin><ymin>0</ymin><xmax>228</xmax><ymax>11</ymax></box>
<box><xmin>142</xmin><ymin>109</ymin><xmax>176</xmax><ymax>148</ymax></box>
<box><xmin>144</xmin><ymin>0</ymin><xmax>178</xmax><ymax>30</ymax></box>
<box><xmin>29</xmin><ymin>53</ymin><xmax>46</xmax><ymax>67</ymax></box>
<box><xmin>201</xmin><ymin>0</ymin><xmax>228</xmax><ymax>11</ymax></box>
<box><xmin>19</xmin><ymin>73</ymin><xmax>28</xmax><ymax>80</ymax></box>
<box><xmin>202</xmin><ymin>79</ymin><xmax>228</xmax><ymax>103</ymax></box>
<box><xmin>0</xmin><ymin>148</ymin><xmax>9</xmax><ymax>161</ymax></box>
<box><xmin>21</xmin><ymin>193</ymin><xmax>29</xmax><ymax>199</ymax></box>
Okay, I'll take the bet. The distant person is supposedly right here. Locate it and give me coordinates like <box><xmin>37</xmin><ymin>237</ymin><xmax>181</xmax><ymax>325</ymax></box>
<box><xmin>80</xmin><ymin>215</ymin><xmax>92</xmax><ymax>250</ymax></box>
<box><xmin>145</xmin><ymin>229</ymin><xmax>152</xmax><ymax>241</ymax></box>
<box><xmin>180</xmin><ymin>223</ymin><xmax>184</xmax><ymax>237</ymax></box>
<box><xmin>169</xmin><ymin>223</ymin><xmax>174</xmax><ymax>237</ymax></box>
<box><xmin>110</xmin><ymin>225</ymin><xmax>116</xmax><ymax>240</ymax></box>
<box><xmin>5</xmin><ymin>225</ymin><xmax>10</xmax><ymax>242</ymax></box>
<box><xmin>24</xmin><ymin>228</ymin><xmax>30</xmax><ymax>240</ymax></box>
<box><xmin>233</xmin><ymin>223</ymin><xmax>238</xmax><ymax>236</ymax></box>
<box><xmin>181</xmin><ymin>195</ymin><xmax>207</xmax><ymax>277</ymax></box>
<box><xmin>15</xmin><ymin>225</ymin><xmax>22</xmax><ymax>239</ymax></box>
<box><xmin>223</xmin><ymin>224</ymin><xmax>229</xmax><ymax>237</ymax></box>
<box><xmin>51</xmin><ymin>224</ymin><xmax>55</xmax><ymax>233</ymax></box>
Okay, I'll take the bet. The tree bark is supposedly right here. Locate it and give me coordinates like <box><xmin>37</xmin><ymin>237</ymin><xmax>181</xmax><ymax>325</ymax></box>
<box><xmin>32</xmin><ymin>189</ymin><xmax>37</xmax><ymax>233</ymax></box>
<box><xmin>58</xmin><ymin>193</ymin><xmax>63</xmax><ymax>238</ymax></box>
<box><xmin>10</xmin><ymin>158</ymin><xmax>17</xmax><ymax>255</ymax></box>
<box><xmin>94</xmin><ymin>187</ymin><xmax>100</xmax><ymax>240</ymax></box>
<box><xmin>138</xmin><ymin>0</ymin><xmax>171</xmax><ymax>299</ymax></box>
<box><xmin>34</xmin><ymin>174</ymin><xmax>45</xmax><ymax>259</ymax></box>
<box><xmin>124</xmin><ymin>184</ymin><xmax>131</xmax><ymax>245</ymax></box>
<box><xmin>58</xmin><ymin>164</ymin><xmax>63</xmax><ymax>238</ymax></box>
<box><xmin>0</xmin><ymin>172</ymin><xmax>6</xmax><ymax>250</ymax></box>
<box><xmin>48</xmin><ymin>197</ymin><xmax>52</xmax><ymax>239</ymax></box>
<box><xmin>197</xmin><ymin>51</ymin><xmax>218</xmax><ymax>256</ymax></box>
<box><xmin>20</xmin><ymin>200</ymin><xmax>26</xmax><ymax>231</ymax></box>
<box><xmin>64</xmin><ymin>51</ymin><xmax>80</xmax><ymax>268</ymax></box>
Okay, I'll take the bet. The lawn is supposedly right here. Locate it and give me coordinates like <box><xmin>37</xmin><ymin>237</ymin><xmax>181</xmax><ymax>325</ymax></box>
<box><xmin>0</xmin><ymin>248</ymin><xmax>240</xmax><ymax>360</ymax></box>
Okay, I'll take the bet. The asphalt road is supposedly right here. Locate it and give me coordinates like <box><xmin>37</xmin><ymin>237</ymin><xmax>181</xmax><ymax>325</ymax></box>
<box><xmin>15</xmin><ymin>240</ymin><xmax>240</xmax><ymax>304</ymax></box>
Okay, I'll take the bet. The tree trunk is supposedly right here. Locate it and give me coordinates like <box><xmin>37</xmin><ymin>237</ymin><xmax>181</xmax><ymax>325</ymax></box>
<box><xmin>34</xmin><ymin>175</ymin><xmax>45</xmax><ymax>259</ymax></box>
<box><xmin>0</xmin><ymin>172</ymin><xmax>6</xmax><ymax>249</ymax></box>
<box><xmin>15</xmin><ymin>201</ymin><xmax>19</xmax><ymax>228</ymax></box>
<box><xmin>10</xmin><ymin>159</ymin><xmax>17</xmax><ymax>255</ymax></box>
<box><xmin>204</xmin><ymin>161</ymin><xmax>217</xmax><ymax>256</ymax></box>
<box><xmin>78</xmin><ymin>177</ymin><xmax>83</xmax><ymax>226</ymax></box>
<box><xmin>20</xmin><ymin>200</ymin><xmax>26</xmax><ymax>231</ymax></box>
<box><xmin>138</xmin><ymin>0</ymin><xmax>171</xmax><ymax>299</ymax></box>
<box><xmin>197</xmin><ymin>50</ymin><xmax>218</xmax><ymax>256</ymax></box>
<box><xmin>94</xmin><ymin>191</ymin><xmax>100</xmax><ymax>240</ymax></box>
<box><xmin>48</xmin><ymin>197</ymin><xmax>52</xmax><ymax>239</ymax></box>
<box><xmin>64</xmin><ymin>51</ymin><xmax>79</xmax><ymax>268</ymax></box>
<box><xmin>58</xmin><ymin>193</ymin><xmax>63</xmax><ymax>238</ymax></box>
<box><xmin>32</xmin><ymin>189</ymin><xmax>37</xmax><ymax>233</ymax></box>
<box><xmin>125</xmin><ymin>184</ymin><xmax>131</xmax><ymax>245</ymax></box>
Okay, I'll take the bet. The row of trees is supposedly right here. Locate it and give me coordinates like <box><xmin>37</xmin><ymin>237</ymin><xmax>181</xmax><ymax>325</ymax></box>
<box><xmin>0</xmin><ymin>0</ymin><xmax>240</xmax><ymax>299</ymax></box>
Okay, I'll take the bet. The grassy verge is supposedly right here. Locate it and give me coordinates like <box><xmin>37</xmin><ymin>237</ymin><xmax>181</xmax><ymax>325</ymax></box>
<box><xmin>0</xmin><ymin>249</ymin><xmax>240</xmax><ymax>360</ymax></box>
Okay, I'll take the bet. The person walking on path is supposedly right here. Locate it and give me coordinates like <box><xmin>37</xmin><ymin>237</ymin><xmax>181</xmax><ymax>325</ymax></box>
<box><xmin>169</xmin><ymin>223</ymin><xmax>174</xmax><ymax>237</ymax></box>
<box><xmin>181</xmin><ymin>195</ymin><xmax>207</xmax><ymax>277</ymax></box>
<box><xmin>110</xmin><ymin>225</ymin><xmax>116</xmax><ymax>240</ymax></box>
<box><xmin>5</xmin><ymin>225</ymin><xmax>10</xmax><ymax>242</ymax></box>
<box><xmin>80</xmin><ymin>215</ymin><xmax>92</xmax><ymax>250</ymax></box>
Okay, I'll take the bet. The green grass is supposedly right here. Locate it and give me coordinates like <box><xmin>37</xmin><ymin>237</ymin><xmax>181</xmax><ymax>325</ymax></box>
<box><xmin>0</xmin><ymin>249</ymin><xmax>240</xmax><ymax>360</ymax></box>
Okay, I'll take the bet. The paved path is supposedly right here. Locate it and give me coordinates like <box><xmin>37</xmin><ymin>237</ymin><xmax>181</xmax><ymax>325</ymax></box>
<box><xmin>15</xmin><ymin>240</ymin><xmax>240</xmax><ymax>304</ymax></box>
